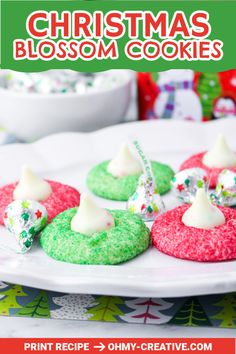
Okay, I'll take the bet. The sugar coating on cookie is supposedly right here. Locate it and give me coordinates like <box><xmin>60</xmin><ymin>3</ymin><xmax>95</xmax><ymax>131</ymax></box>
<box><xmin>151</xmin><ymin>205</ymin><xmax>236</xmax><ymax>262</ymax></box>
<box><xmin>40</xmin><ymin>209</ymin><xmax>150</xmax><ymax>265</ymax></box>
<box><xmin>87</xmin><ymin>161</ymin><xmax>174</xmax><ymax>201</ymax></box>
<box><xmin>0</xmin><ymin>181</ymin><xmax>80</xmax><ymax>224</ymax></box>
<box><xmin>180</xmin><ymin>152</ymin><xmax>236</xmax><ymax>188</ymax></box>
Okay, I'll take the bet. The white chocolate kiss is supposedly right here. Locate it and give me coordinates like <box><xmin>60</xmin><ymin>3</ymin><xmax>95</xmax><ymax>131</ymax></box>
<box><xmin>107</xmin><ymin>143</ymin><xmax>143</xmax><ymax>178</ymax></box>
<box><xmin>13</xmin><ymin>165</ymin><xmax>52</xmax><ymax>201</ymax></box>
<box><xmin>71</xmin><ymin>194</ymin><xmax>115</xmax><ymax>236</ymax></box>
<box><xmin>202</xmin><ymin>134</ymin><xmax>236</xmax><ymax>168</ymax></box>
<box><xmin>182</xmin><ymin>188</ymin><xmax>225</xmax><ymax>230</ymax></box>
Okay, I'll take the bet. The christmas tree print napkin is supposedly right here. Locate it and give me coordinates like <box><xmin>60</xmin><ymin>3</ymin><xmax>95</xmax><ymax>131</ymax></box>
<box><xmin>0</xmin><ymin>282</ymin><xmax>235</xmax><ymax>329</ymax></box>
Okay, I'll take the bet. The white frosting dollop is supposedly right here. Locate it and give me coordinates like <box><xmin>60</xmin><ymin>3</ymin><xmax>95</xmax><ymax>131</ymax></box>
<box><xmin>13</xmin><ymin>165</ymin><xmax>52</xmax><ymax>201</ymax></box>
<box><xmin>71</xmin><ymin>194</ymin><xmax>115</xmax><ymax>236</ymax></box>
<box><xmin>182</xmin><ymin>188</ymin><xmax>225</xmax><ymax>230</ymax></box>
<box><xmin>202</xmin><ymin>134</ymin><xmax>236</xmax><ymax>168</ymax></box>
<box><xmin>107</xmin><ymin>143</ymin><xmax>143</xmax><ymax>178</ymax></box>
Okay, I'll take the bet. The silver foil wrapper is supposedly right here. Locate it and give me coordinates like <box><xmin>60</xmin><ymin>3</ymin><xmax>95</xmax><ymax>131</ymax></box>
<box><xmin>3</xmin><ymin>200</ymin><xmax>48</xmax><ymax>253</ymax></box>
<box><xmin>210</xmin><ymin>169</ymin><xmax>236</xmax><ymax>207</ymax></box>
<box><xmin>3</xmin><ymin>70</ymin><xmax>122</xmax><ymax>94</ymax></box>
<box><xmin>171</xmin><ymin>168</ymin><xmax>209</xmax><ymax>204</ymax></box>
<box><xmin>127</xmin><ymin>174</ymin><xmax>165</xmax><ymax>222</ymax></box>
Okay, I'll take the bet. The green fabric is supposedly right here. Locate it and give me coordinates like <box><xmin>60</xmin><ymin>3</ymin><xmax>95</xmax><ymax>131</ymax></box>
<box><xmin>40</xmin><ymin>209</ymin><xmax>150</xmax><ymax>265</ymax></box>
<box><xmin>0</xmin><ymin>283</ymin><xmax>235</xmax><ymax>328</ymax></box>
<box><xmin>0</xmin><ymin>285</ymin><xmax>27</xmax><ymax>316</ymax></box>
<box><xmin>211</xmin><ymin>294</ymin><xmax>236</xmax><ymax>328</ymax></box>
<box><xmin>169</xmin><ymin>298</ymin><xmax>211</xmax><ymax>327</ymax></box>
<box><xmin>86</xmin><ymin>296</ymin><xmax>125</xmax><ymax>322</ymax></box>
<box><xmin>16</xmin><ymin>290</ymin><xmax>50</xmax><ymax>318</ymax></box>
<box><xmin>87</xmin><ymin>160</ymin><xmax>174</xmax><ymax>201</ymax></box>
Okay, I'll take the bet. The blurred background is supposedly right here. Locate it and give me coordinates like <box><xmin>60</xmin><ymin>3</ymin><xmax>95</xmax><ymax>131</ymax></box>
<box><xmin>0</xmin><ymin>69</ymin><xmax>235</xmax><ymax>143</ymax></box>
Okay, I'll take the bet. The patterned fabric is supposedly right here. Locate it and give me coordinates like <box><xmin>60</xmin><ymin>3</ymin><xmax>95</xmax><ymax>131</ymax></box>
<box><xmin>0</xmin><ymin>282</ymin><xmax>235</xmax><ymax>328</ymax></box>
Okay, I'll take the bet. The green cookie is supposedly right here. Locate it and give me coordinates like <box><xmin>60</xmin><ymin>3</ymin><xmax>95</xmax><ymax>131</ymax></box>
<box><xmin>87</xmin><ymin>160</ymin><xmax>174</xmax><ymax>201</ymax></box>
<box><xmin>40</xmin><ymin>209</ymin><xmax>150</xmax><ymax>265</ymax></box>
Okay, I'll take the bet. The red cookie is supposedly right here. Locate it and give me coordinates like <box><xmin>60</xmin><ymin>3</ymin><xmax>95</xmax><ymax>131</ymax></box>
<box><xmin>0</xmin><ymin>180</ymin><xmax>80</xmax><ymax>224</ymax></box>
<box><xmin>180</xmin><ymin>152</ymin><xmax>236</xmax><ymax>188</ymax></box>
<box><xmin>151</xmin><ymin>205</ymin><xmax>236</xmax><ymax>262</ymax></box>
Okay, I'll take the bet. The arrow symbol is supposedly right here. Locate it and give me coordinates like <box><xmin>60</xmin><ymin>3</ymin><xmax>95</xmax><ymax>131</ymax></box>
<box><xmin>94</xmin><ymin>343</ymin><xmax>105</xmax><ymax>352</ymax></box>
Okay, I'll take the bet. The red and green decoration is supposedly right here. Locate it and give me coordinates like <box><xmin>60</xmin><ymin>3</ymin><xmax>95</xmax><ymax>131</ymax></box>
<box><xmin>138</xmin><ymin>70</ymin><xmax>236</xmax><ymax>121</ymax></box>
<box><xmin>3</xmin><ymin>199</ymin><xmax>48</xmax><ymax>253</ymax></box>
<box><xmin>0</xmin><ymin>283</ymin><xmax>236</xmax><ymax>328</ymax></box>
<box><xmin>195</xmin><ymin>70</ymin><xmax>236</xmax><ymax>120</ymax></box>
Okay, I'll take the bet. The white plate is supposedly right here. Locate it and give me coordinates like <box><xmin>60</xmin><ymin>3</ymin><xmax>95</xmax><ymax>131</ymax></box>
<box><xmin>0</xmin><ymin>119</ymin><xmax>236</xmax><ymax>297</ymax></box>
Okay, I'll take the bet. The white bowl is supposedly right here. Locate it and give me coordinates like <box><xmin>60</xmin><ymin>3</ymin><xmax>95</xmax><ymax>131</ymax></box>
<box><xmin>0</xmin><ymin>70</ymin><xmax>132</xmax><ymax>140</ymax></box>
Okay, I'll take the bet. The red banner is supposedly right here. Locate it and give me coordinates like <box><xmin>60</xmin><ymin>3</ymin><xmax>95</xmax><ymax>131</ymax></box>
<box><xmin>0</xmin><ymin>338</ymin><xmax>234</xmax><ymax>354</ymax></box>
